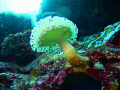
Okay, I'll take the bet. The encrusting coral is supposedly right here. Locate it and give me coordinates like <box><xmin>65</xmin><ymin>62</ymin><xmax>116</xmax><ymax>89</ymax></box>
<box><xmin>30</xmin><ymin>16</ymin><xmax>89</xmax><ymax>69</ymax></box>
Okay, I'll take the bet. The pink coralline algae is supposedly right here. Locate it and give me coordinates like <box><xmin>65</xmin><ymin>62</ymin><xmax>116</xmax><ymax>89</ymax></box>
<box><xmin>32</xmin><ymin>58</ymin><xmax>72</xmax><ymax>90</ymax></box>
<box><xmin>33</xmin><ymin>71</ymin><xmax>66</xmax><ymax>90</ymax></box>
<box><xmin>86</xmin><ymin>51</ymin><xmax>120</xmax><ymax>90</ymax></box>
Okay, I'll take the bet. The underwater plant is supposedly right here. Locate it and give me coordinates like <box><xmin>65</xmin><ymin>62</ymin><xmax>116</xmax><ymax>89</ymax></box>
<box><xmin>30</xmin><ymin>16</ymin><xmax>89</xmax><ymax>69</ymax></box>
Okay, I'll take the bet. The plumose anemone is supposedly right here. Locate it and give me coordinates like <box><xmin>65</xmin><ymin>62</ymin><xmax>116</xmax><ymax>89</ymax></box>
<box><xmin>30</xmin><ymin>16</ymin><xmax>89</xmax><ymax>68</ymax></box>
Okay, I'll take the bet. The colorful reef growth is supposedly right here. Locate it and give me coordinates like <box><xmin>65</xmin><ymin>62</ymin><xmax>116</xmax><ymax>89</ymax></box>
<box><xmin>0</xmin><ymin>16</ymin><xmax>120</xmax><ymax>90</ymax></box>
<box><xmin>29</xmin><ymin>16</ymin><xmax>120</xmax><ymax>90</ymax></box>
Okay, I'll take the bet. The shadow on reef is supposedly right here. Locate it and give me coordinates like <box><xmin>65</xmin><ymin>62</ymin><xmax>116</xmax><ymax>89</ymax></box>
<box><xmin>58</xmin><ymin>73</ymin><xmax>101</xmax><ymax>90</ymax></box>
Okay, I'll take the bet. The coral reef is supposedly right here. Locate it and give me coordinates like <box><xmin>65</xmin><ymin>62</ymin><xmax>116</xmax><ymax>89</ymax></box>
<box><xmin>86</xmin><ymin>51</ymin><xmax>120</xmax><ymax>90</ymax></box>
<box><xmin>0</xmin><ymin>21</ymin><xmax>120</xmax><ymax>90</ymax></box>
<box><xmin>0</xmin><ymin>30</ymin><xmax>36</xmax><ymax>66</ymax></box>
<box><xmin>32</xmin><ymin>57</ymin><xmax>72</xmax><ymax>90</ymax></box>
<box><xmin>1</xmin><ymin>30</ymin><xmax>32</xmax><ymax>54</ymax></box>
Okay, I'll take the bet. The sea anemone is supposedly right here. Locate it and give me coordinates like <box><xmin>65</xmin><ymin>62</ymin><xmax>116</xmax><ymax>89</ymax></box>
<box><xmin>30</xmin><ymin>16</ymin><xmax>89</xmax><ymax>68</ymax></box>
